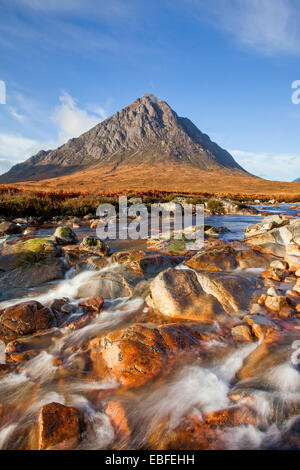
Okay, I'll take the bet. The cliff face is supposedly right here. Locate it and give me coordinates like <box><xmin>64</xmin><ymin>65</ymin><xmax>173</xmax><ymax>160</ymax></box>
<box><xmin>0</xmin><ymin>94</ymin><xmax>246</xmax><ymax>184</ymax></box>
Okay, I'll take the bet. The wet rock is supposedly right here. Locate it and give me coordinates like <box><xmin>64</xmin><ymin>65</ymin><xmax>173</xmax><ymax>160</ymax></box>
<box><xmin>53</xmin><ymin>226</ymin><xmax>78</xmax><ymax>245</ymax></box>
<box><xmin>0</xmin><ymin>221</ymin><xmax>22</xmax><ymax>236</ymax></box>
<box><xmin>105</xmin><ymin>401</ymin><xmax>131</xmax><ymax>445</ymax></box>
<box><xmin>0</xmin><ymin>301</ymin><xmax>56</xmax><ymax>343</ymax></box>
<box><xmin>148</xmin><ymin>268</ymin><xmax>222</xmax><ymax>320</ymax></box>
<box><xmin>235</xmin><ymin>330</ymin><xmax>299</xmax><ymax>382</ymax></box>
<box><xmin>264</xmin><ymin>295</ymin><xmax>290</xmax><ymax>312</ymax></box>
<box><xmin>270</xmin><ymin>260</ymin><xmax>289</xmax><ymax>270</ymax></box>
<box><xmin>86</xmin><ymin>256</ymin><xmax>110</xmax><ymax>270</ymax></box>
<box><xmin>245</xmin><ymin>215</ymin><xmax>289</xmax><ymax>239</ymax></box>
<box><xmin>262</xmin><ymin>267</ymin><xmax>284</xmax><ymax>282</ymax></box>
<box><xmin>112</xmin><ymin>250</ymin><xmax>181</xmax><ymax>278</ymax></box>
<box><xmin>231</xmin><ymin>325</ymin><xmax>254</xmax><ymax>342</ymax></box>
<box><xmin>194</xmin><ymin>270</ymin><xmax>257</xmax><ymax>315</ymax></box>
<box><xmin>38</xmin><ymin>402</ymin><xmax>80</xmax><ymax>450</ymax></box>
<box><xmin>149</xmin><ymin>407</ymin><xmax>256</xmax><ymax>450</ymax></box>
<box><xmin>78</xmin><ymin>297</ymin><xmax>104</xmax><ymax>313</ymax></box>
<box><xmin>185</xmin><ymin>246</ymin><xmax>238</xmax><ymax>272</ymax></box>
<box><xmin>76</xmin><ymin>266</ymin><xmax>144</xmax><ymax>300</ymax></box>
<box><xmin>90</xmin><ymin>323</ymin><xmax>203</xmax><ymax>388</ymax></box>
<box><xmin>79</xmin><ymin>237</ymin><xmax>110</xmax><ymax>256</ymax></box>
<box><xmin>235</xmin><ymin>249</ymin><xmax>271</xmax><ymax>269</ymax></box>
<box><xmin>0</xmin><ymin>257</ymin><xmax>65</xmax><ymax>297</ymax></box>
<box><xmin>244</xmin><ymin>315</ymin><xmax>277</xmax><ymax>339</ymax></box>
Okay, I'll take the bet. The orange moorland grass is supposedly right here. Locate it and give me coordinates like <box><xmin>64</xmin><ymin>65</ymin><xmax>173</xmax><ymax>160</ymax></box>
<box><xmin>2</xmin><ymin>162</ymin><xmax>300</xmax><ymax>200</ymax></box>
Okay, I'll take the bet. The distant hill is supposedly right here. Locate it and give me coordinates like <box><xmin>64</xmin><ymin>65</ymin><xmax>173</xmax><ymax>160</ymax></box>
<box><xmin>294</xmin><ymin>178</ymin><xmax>300</xmax><ymax>182</ymax></box>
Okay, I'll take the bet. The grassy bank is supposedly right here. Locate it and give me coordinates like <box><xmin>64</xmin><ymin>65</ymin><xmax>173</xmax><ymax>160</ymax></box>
<box><xmin>0</xmin><ymin>186</ymin><xmax>299</xmax><ymax>220</ymax></box>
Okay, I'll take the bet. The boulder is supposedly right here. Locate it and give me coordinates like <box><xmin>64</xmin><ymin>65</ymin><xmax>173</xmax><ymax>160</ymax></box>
<box><xmin>149</xmin><ymin>407</ymin><xmax>256</xmax><ymax>450</ymax></box>
<box><xmin>185</xmin><ymin>246</ymin><xmax>238</xmax><ymax>272</ymax></box>
<box><xmin>112</xmin><ymin>250</ymin><xmax>181</xmax><ymax>277</ymax></box>
<box><xmin>0</xmin><ymin>257</ymin><xmax>65</xmax><ymax>299</ymax></box>
<box><xmin>38</xmin><ymin>402</ymin><xmax>80</xmax><ymax>450</ymax></box>
<box><xmin>0</xmin><ymin>301</ymin><xmax>55</xmax><ymax>343</ymax></box>
<box><xmin>76</xmin><ymin>266</ymin><xmax>144</xmax><ymax>300</ymax></box>
<box><xmin>236</xmin><ymin>249</ymin><xmax>271</xmax><ymax>269</ymax></box>
<box><xmin>53</xmin><ymin>226</ymin><xmax>78</xmax><ymax>245</ymax></box>
<box><xmin>194</xmin><ymin>270</ymin><xmax>257</xmax><ymax>315</ymax></box>
<box><xmin>90</xmin><ymin>323</ymin><xmax>203</xmax><ymax>388</ymax></box>
<box><xmin>78</xmin><ymin>297</ymin><xmax>104</xmax><ymax>313</ymax></box>
<box><xmin>231</xmin><ymin>325</ymin><xmax>254</xmax><ymax>342</ymax></box>
<box><xmin>79</xmin><ymin>237</ymin><xmax>110</xmax><ymax>256</ymax></box>
<box><xmin>235</xmin><ymin>330</ymin><xmax>299</xmax><ymax>382</ymax></box>
<box><xmin>148</xmin><ymin>268</ymin><xmax>222</xmax><ymax>321</ymax></box>
<box><xmin>245</xmin><ymin>215</ymin><xmax>289</xmax><ymax>239</ymax></box>
<box><xmin>0</xmin><ymin>221</ymin><xmax>22</xmax><ymax>236</ymax></box>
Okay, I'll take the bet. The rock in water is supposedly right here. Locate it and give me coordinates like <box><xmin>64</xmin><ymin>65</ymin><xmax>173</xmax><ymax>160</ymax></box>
<box><xmin>148</xmin><ymin>268</ymin><xmax>222</xmax><ymax>320</ymax></box>
<box><xmin>53</xmin><ymin>226</ymin><xmax>78</xmax><ymax>245</ymax></box>
<box><xmin>38</xmin><ymin>402</ymin><xmax>80</xmax><ymax>450</ymax></box>
<box><xmin>0</xmin><ymin>301</ymin><xmax>55</xmax><ymax>343</ymax></box>
<box><xmin>90</xmin><ymin>323</ymin><xmax>203</xmax><ymax>388</ymax></box>
<box><xmin>0</xmin><ymin>221</ymin><xmax>22</xmax><ymax>236</ymax></box>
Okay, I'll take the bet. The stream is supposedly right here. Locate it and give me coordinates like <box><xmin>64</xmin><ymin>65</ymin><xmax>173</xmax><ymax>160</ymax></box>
<box><xmin>0</xmin><ymin>204</ymin><xmax>299</xmax><ymax>449</ymax></box>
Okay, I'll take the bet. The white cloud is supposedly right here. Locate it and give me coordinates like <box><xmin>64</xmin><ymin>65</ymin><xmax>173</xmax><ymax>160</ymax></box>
<box><xmin>0</xmin><ymin>133</ymin><xmax>42</xmax><ymax>161</ymax></box>
<box><xmin>231</xmin><ymin>149</ymin><xmax>300</xmax><ymax>182</ymax></box>
<box><xmin>186</xmin><ymin>0</ymin><xmax>300</xmax><ymax>56</ymax></box>
<box><xmin>0</xmin><ymin>92</ymin><xmax>108</xmax><ymax>174</ymax></box>
<box><xmin>8</xmin><ymin>106</ymin><xmax>26</xmax><ymax>122</ymax></box>
<box><xmin>53</xmin><ymin>92</ymin><xmax>106</xmax><ymax>144</ymax></box>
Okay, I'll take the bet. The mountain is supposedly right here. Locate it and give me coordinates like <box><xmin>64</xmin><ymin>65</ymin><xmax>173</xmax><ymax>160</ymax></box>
<box><xmin>0</xmin><ymin>94</ymin><xmax>247</xmax><ymax>186</ymax></box>
<box><xmin>294</xmin><ymin>178</ymin><xmax>300</xmax><ymax>182</ymax></box>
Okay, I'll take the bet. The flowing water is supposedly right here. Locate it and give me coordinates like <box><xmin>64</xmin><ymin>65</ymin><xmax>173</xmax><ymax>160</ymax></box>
<box><xmin>0</xmin><ymin>204</ymin><xmax>299</xmax><ymax>449</ymax></box>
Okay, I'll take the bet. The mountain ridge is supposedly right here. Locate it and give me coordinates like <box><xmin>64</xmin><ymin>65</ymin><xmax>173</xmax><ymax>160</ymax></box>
<box><xmin>0</xmin><ymin>93</ymin><xmax>246</xmax><ymax>184</ymax></box>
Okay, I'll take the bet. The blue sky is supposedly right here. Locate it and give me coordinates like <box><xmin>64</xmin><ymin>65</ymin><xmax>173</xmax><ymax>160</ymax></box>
<box><xmin>0</xmin><ymin>0</ymin><xmax>300</xmax><ymax>181</ymax></box>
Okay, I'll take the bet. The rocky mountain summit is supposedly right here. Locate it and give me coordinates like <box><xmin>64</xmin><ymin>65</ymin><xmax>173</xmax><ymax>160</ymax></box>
<box><xmin>0</xmin><ymin>93</ymin><xmax>246</xmax><ymax>183</ymax></box>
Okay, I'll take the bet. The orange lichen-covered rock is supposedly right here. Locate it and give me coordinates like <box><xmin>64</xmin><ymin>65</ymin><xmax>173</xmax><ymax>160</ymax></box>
<box><xmin>38</xmin><ymin>402</ymin><xmax>80</xmax><ymax>450</ymax></box>
<box><xmin>90</xmin><ymin>323</ymin><xmax>203</xmax><ymax>388</ymax></box>
<box><xmin>185</xmin><ymin>246</ymin><xmax>238</xmax><ymax>272</ymax></box>
<box><xmin>78</xmin><ymin>297</ymin><xmax>104</xmax><ymax>313</ymax></box>
<box><xmin>0</xmin><ymin>301</ymin><xmax>55</xmax><ymax>343</ymax></box>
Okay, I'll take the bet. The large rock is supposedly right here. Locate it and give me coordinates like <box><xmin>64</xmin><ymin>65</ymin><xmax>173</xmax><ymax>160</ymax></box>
<box><xmin>0</xmin><ymin>221</ymin><xmax>22</xmax><ymax>236</ymax></box>
<box><xmin>245</xmin><ymin>217</ymin><xmax>300</xmax><ymax>268</ymax></box>
<box><xmin>235</xmin><ymin>330</ymin><xmax>300</xmax><ymax>382</ymax></box>
<box><xmin>53</xmin><ymin>226</ymin><xmax>78</xmax><ymax>245</ymax></box>
<box><xmin>38</xmin><ymin>402</ymin><xmax>80</xmax><ymax>450</ymax></box>
<box><xmin>148</xmin><ymin>268</ymin><xmax>222</xmax><ymax>320</ymax></box>
<box><xmin>245</xmin><ymin>215</ymin><xmax>289</xmax><ymax>239</ymax></box>
<box><xmin>79</xmin><ymin>237</ymin><xmax>109</xmax><ymax>256</ymax></box>
<box><xmin>90</xmin><ymin>323</ymin><xmax>203</xmax><ymax>388</ymax></box>
<box><xmin>0</xmin><ymin>301</ymin><xmax>55</xmax><ymax>343</ymax></box>
<box><xmin>0</xmin><ymin>257</ymin><xmax>65</xmax><ymax>299</ymax></box>
<box><xmin>76</xmin><ymin>265</ymin><xmax>145</xmax><ymax>300</ymax></box>
<box><xmin>185</xmin><ymin>246</ymin><xmax>238</xmax><ymax>272</ymax></box>
<box><xmin>112</xmin><ymin>250</ymin><xmax>181</xmax><ymax>277</ymax></box>
<box><xmin>194</xmin><ymin>270</ymin><xmax>258</xmax><ymax>315</ymax></box>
